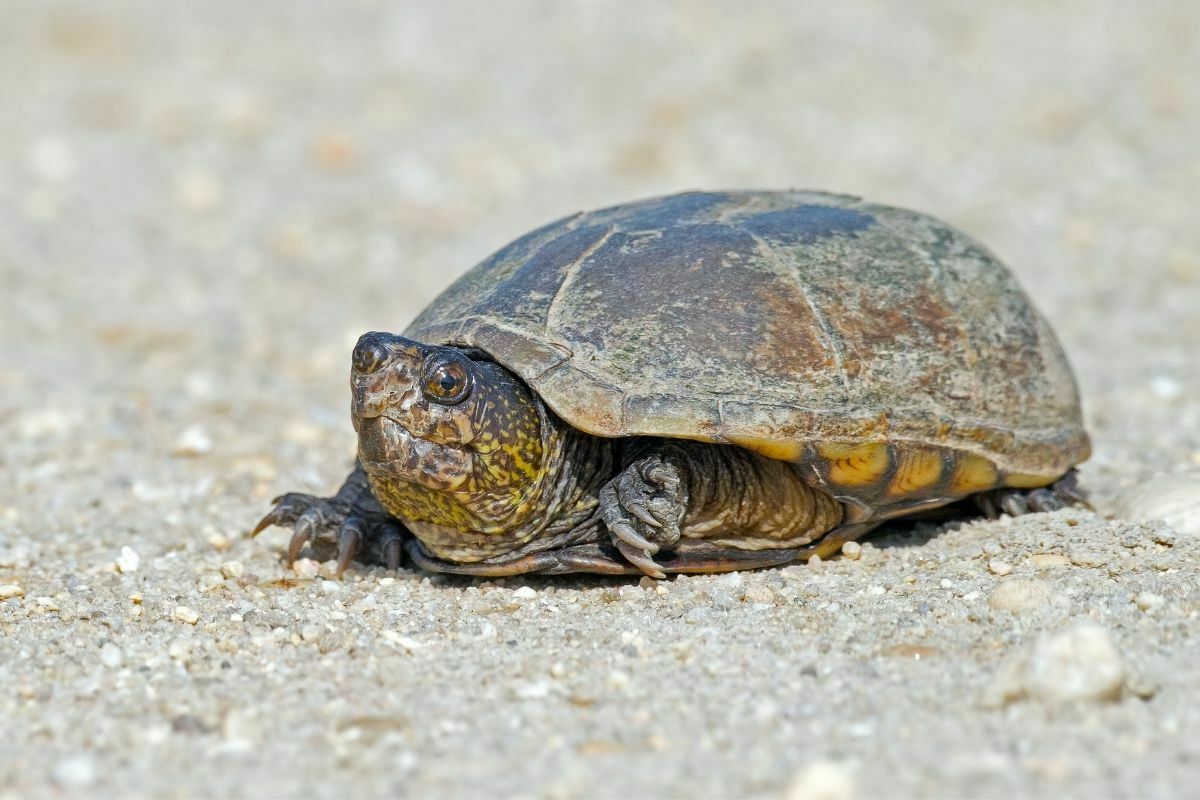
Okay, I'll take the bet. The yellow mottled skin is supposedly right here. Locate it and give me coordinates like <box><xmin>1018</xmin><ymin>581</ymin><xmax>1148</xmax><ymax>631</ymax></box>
<box><xmin>353</xmin><ymin>336</ymin><xmax>611</xmax><ymax>563</ymax></box>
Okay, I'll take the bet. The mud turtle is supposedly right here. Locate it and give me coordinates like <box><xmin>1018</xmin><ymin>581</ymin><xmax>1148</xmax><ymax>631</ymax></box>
<box><xmin>255</xmin><ymin>190</ymin><xmax>1090</xmax><ymax>578</ymax></box>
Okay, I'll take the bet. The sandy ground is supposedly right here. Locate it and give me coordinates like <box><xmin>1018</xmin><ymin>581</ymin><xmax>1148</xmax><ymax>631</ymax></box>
<box><xmin>2</xmin><ymin>2</ymin><xmax>1200</xmax><ymax>798</ymax></box>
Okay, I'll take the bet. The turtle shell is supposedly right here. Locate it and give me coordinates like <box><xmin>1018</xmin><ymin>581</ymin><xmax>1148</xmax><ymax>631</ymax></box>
<box><xmin>406</xmin><ymin>191</ymin><xmax>1089</xmax><ymax>511</ymax></box>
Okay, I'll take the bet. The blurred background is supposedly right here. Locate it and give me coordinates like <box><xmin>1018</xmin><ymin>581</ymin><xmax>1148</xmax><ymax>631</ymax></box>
<box><xmin>2</xmin><ymin>2</ymin><xmax>1199</xmax><ymax>797</ymax></box>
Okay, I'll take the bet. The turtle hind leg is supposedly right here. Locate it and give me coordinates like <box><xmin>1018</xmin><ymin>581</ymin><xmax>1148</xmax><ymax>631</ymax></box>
<box><xmin>975</xmin><ymin>468</ymin><xmax>1090</xmax><ymax>518</ymax></box>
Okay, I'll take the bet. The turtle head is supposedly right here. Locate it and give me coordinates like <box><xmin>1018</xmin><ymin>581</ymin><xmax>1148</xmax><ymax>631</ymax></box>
<box><xmin>350</xmin><ymin>332</ymin><xmax>548</xmax><ymax>525</ymax></box>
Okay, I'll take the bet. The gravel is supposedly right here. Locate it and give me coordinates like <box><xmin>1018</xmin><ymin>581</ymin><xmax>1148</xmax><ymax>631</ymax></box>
<box><xmin>3</xmin><ymin>2</ymin><xmax>1200</xmax><ymax>798</ymax></box>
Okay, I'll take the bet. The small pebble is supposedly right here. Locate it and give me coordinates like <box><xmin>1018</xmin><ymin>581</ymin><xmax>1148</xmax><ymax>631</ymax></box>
<box><xmin>198</xmin><ymin>573</ymin><xmax>224</xmax><ymax>592</ymax></box>
<box><xmin>742</xmin><ymin>585</ymin><xmax>775</xmax><ymax>604</ymax></box>
<box><xmin>1117</xmin><ymin>474</ymin><xmax>1200</xmax><ymax>536</ymax></box>
<box><xmin>783</xmin><ymin>759</ymin><xmax>855</xmax><ymax>800</ymax></box>
<box><xmin>174</xmin><ymin>168</ymin><xmax>224</xmax><ymax>212</ymax></box>
<box><xmin>381</xmin><ymin>631</ymin><xmax>423</xmax><ymax>651</ymax></box>
<box><xmin>99</xmin><ymin>643</ymin><xmax>123</xmax><ymax>668</ymax></box>
<box><xmin>28</xmin><ymin>138</ymin><xmax>77</xmax><ymax>182</ymax></box>
<box><xmin>988</xmin><ymin>578</ymin><xmax>1056</xmax><ymax>612</ymax></box>
<box><xmin>1024</xmin><ymin>623</ymin><xmax>1126</xmax><ymax>704</ymax></box>
<box><xmin>1134</xmin><ymin>592</ymin><xmax>1165</xmax><ymax>612</ymax></box>
<box><xmin>52</xmin><ymin>756</ymin><xmax>96</xmax><ymax>789</ymax></box>
<box><xmin>116</xmin><ymin>546</ymin><xmax>140</xmax><ymax>573</ymax></box>
<box><xmin>292</xmin><ymin>558</ymin><xmax>320</xmax><ymax>579</ymax></box>
<box><xmin>301</xmin><ymin>624</ymin><xmax>323</xmax><ymax>642</ymax></box>
<box><xmin>174</xmin><ymin>606</ymin><xmax>200</xmax><ymax>625</ymax></box>
<box><xmin>1027</xmin><ymin>553</ymin><xmax>1071</xmax><ymax>569</ymax></box>
<box><xmin>840</xmin><ymin>541</ymin><xmax>862</xmax><ymax>560</ymax></box>
<box><xmin>513</xmin><ymin>586</ymin><xmax>537</xmax><ymax>599</ymax></box>
<box><xmin>514</xmin><ymin>681</ymin><xmax>551</xmax><ymax>700</ymax></box>
<box><xmin>987</xmin><ymin>559</ymin><xmax>1012</xmax><ymax>576</ymax></box>
<box><xmin>220</xmin><ymin>560</ymin><xmax>244</xmax><ymax>579</ymax></box>
<box><xmin>171</xmin><ymin>425</ymin><xmax>213</xmax><ymax>457</ymax></box>
<box><xmin>0</xmin><ymin>584</ymin><xmax>25</xmax><ymax>600</ymax></box>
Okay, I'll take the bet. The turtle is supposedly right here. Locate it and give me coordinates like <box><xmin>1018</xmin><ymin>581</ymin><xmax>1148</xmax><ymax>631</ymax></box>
<box><xmin>253</xmin><ymin>190</ymin><xmax>1090</xmax><ymax>579</ymax></box>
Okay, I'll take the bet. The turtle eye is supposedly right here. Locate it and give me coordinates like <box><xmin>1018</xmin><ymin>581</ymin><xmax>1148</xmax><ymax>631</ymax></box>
<box><xmin>423</xmin><ymin>358</ymin><xmax>472</xmax><ymax>405</ymax></box>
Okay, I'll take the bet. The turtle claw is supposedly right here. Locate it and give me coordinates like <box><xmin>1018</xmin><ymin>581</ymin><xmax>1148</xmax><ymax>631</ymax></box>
<box><xmin>287</xmin><ymin>525</ymin><xmax>313</xmax><ymax>564</ymax></box>
<box><xmin>600</xmin><ymin>453</ymin><xmax>686</xmax><ymax>579</ymax></box>
<box><xmin>252</xmin><ymin>477</ymin><xmax>410</xmax><ymax>575</ymax></box>
<box><xmin>379</xmin><ymin>531</ymin><xmax>404</xmax><ymax>571</ymax></box>
<box><xmin>336</xmin><ymin>522</ymin><xmax>363</xmax><ymax>577</ymax></box>
<box><xmin>614</xmin><ymin>539</ymin><xmax>666</xmax><ymax>580</ymax></box>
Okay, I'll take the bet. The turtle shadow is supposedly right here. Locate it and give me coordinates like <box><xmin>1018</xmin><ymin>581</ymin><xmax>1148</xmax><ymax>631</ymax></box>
<box><xmin>862</xmin><ymin>502</ymin><xmax>983</xmax><ymax>552</ymax></box>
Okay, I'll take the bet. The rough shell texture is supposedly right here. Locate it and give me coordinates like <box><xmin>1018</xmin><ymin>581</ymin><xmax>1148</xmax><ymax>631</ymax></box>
<box><xmin>406</xmin><ymin>191</ymin><xmax>1089</xmax><ymax>486</ymax></box>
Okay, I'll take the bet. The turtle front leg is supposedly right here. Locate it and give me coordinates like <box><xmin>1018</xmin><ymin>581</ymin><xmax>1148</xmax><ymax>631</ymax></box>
<box><xmin>252</xmin><ymin>461</ymin><xmax>409</xmax><ymax>575</ymax></box>
<box><xmin>600</xmin><ymin>445</ymin><xmax>689</xmax><ymax>579</ymax></box>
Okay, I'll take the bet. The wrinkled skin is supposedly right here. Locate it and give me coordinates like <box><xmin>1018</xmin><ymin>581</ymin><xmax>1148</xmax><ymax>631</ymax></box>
<box><xmin>254</xmin><ymin>332</ymin><xmax>859</xmax><ymax>577</ymax></box>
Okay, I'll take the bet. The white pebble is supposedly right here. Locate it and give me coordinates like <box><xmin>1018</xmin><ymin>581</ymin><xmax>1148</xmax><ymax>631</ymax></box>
<box><xmin>320</xmin><ymin>579</ymin><xmax>341</xmax><ymax>594</ymax></box>
<box><xmin>1150</xmin><ymin>374</ymin><xmax>1182</xmax><ymax>399</ymax></box>
<box><xmin>175</xmin><ymin>168</ymin><xmax>224</xmax><ymax>211</ymax></box>
<box><xmin>171</xmin><ymin>425</ymin><xmax>213</xmax><ymax>457</ymax></box>
<box><xmin>222</xmin><ymin>708</ymin><xmax>261</xmax><ymax>747</ymax></box>
<box><xmin>514</xmin><ymin>681</ymin><xmax>551</xmax><ymax>699</ymax></box>
<box><xmin>513</xmin><ymin>586</ymin><xmax>537</xmax><ymax>599</ymax></box>
<box><xmin>717</xmin><ymin>571</ymin><xmax>744</xmax><ymax>588</ymax></box>
<box><xmin>988</xmin><ymin>578</ymin><xmax>1055</xmax><ymax>612</ymax></box>
<box><xmin>198</xmin><ymin>573</ymin><xmax>224</xmax><ymax>592</ymax></box>
<box><xmin>783</xmin><ymin>759</ymin><xmax>855</xmax><ymax>800</ymax></box>
<box><xmin>115</xmin><ymin>545</ymin><xmax>140</xmax><ymax>573</ymax></box>
<box><xmin>99</xmin><ymin>643</ymin><xmax>123</xmax><ymax>668</ymax></box>
<box><xmin>987</xmin><ymin>559</ymin><xmax>1012</xmax><ymax>576</ymax></box>
<box><xmin>52</xmin><ymin>756</ymin><xmax>96</xmax><ymax>788</ymax></box>
<box><xmin>742</xmin><ymin>584</ymin><xmax>775</xmax><ymax>604</ymax></box>
<box><xmin>220</xmin><ymin>560</ymin><xmax>244</xmax><ymax>579</ymax></box>
<box><xmin>174</xmin><ymin>606</ymin><xmax>200</xmax><ymax>625</ymax></box>
<box><xmin>1134</xmin><ymin>592</ymin><xmax>1165</xmax><ymax>612</ymax></box>
<box><xmin>292</xmin><ymin>558</ymin><xmax>320</xmax><ymax>579</ymax></box>
<box><xmin>381</xmin><ymin>631</ymin><xmax>423</xmax><ymax>651</ymax></box>
<box><xmin>28</xmin><ymin>138</ymin><xmax>77</xmax><ymax>181</ymax></box>
<box><xmin>0</xmin><ymin>584</ymin><xmax>24</xmax><ymax>600</ymax></box>
<box><xmin>1023</xmin><ymin>623</ymin><xmax>1126</xmax><ymax>704</ymax></box>
<box><xmin>840</xmin><ymin>541</ymin><xmax>862</xmax><ymax>560</ymax></box>
<box><xmin>1118</xmin><ymin>474</ymin><xmax>1200</xmax><ymax>536</ymax></box>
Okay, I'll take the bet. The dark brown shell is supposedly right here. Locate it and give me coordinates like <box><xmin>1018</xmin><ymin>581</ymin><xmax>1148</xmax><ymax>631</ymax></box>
<box><xmin>406</xmin><ymin>191</ymin><xmax>1089</xmax><ymax>507</ymax></box>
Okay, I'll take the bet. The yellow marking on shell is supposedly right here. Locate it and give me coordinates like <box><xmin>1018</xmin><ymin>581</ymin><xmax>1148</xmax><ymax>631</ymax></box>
<box><xmin>728</xmin><ymin>435</ymin><xmax>805</xmax><ymax>462</ymax></box>
<box><xmin>887</xmin><ymin>448</ymin><xmax>943</xmax><ymax>497</ymax></box>
<box><xmin>817</xmin><ymin>442</ymin><xmax>890</xmax><ymax>488</ymax></box>
<box><xmin>949</xmin><ymin>453</ymin><xmax>999</xmax><ymax>494</ymax></box>
<box><xmin>1004</xmin><ymin>471</ymin><xmax>1054</xmax><ymax>489</ymax></box>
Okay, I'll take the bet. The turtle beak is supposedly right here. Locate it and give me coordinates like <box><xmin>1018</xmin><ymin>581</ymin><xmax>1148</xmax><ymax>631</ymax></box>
<box><xmin>350</xmin><ymin>332</ymin><xmax>424</xmax><ymax>422</ymax></box>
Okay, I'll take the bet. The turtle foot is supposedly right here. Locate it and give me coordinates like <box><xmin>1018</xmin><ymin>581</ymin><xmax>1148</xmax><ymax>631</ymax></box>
<box><xmin>976</xmin><ymin>468</ymin><xmax>1091</xmax><ymax>518</ymax></box>
<box><xmin>600</xmin><ymin>453</ymin><xmax>686</xmax><ymax>579</ymax></box>
<box><xmin>252</xmin><ymin>464</ymin><xmax>409</xmax><ymax>576</ymax></box>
